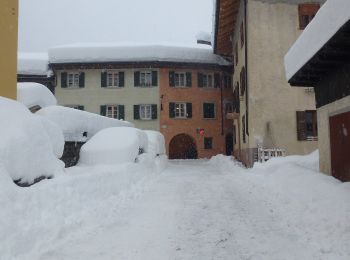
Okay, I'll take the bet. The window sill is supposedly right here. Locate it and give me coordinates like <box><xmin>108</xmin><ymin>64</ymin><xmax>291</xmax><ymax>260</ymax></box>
<box><xmin>104</xmin><ymin>86</ymin><xmax>124</xmax><ymax>89</ymax></box>
<box><xmin>203</xmin><ymin>117</ymin><xmax>216</xmax><ymax>120</ymax></box>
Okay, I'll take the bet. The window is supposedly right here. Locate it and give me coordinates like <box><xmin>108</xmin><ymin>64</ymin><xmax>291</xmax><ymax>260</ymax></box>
<box><xmin>169</xmin><ymin>71</ymin><xmax>192</xmax><ymax>87</ymax></box>
<box><xmin>107</xmin><ymin>71</ymin><xmax>119</xmax><ymax>87</ymax></box>
<box><xmin>296</xmin><ymin>110</ymin><xmax>318</xmax><ymax>141</ymax></box>
<box><xmin>134</xmin><ymin>104</ymin><xmax>157</xmax><ymax>120</ymax></box>
<box><xmin>240</xmin><ymin>22</ymin><xmax>244</xmax><ymax>48</ymax></box>
<box><xmin>224</xmin><ymin>75</ymin><xmax>232</xmax><ymax>89</ymax></box>
<box><xmin>61</xmin><ymin>72</ymin><xmax>85</xmax><ymax>88</ymax></box>
<box><xmin>140</xmin><ymin>71</ymin><xmax>152</xmax><ymax>86</ymax></box>
<box><xmin>204</xmin><ymin>137</ymin><xmax>213</xmax><ymax>149</ymax></box>
<box><xmin>203</xmin><ymin>102</ymin><xmax>215</xmax><ymax>119</ymax></box>
<box><xmin>140</xmin><ymin>105</ymin><xmax>152</xmax><ymax>120</ymax></box>
<box><xmin>224</xmin><ymin>102</ymin><xmax>233</xmax><ymax>114</ymax></box>
<box><xmin>175</xmin><ymin>72</ymin><xmax>186</xmax><ymax>87</ymax></box>
<box><xmin>100</xmin><ymin>105</ymin><xmax>124</xmax><ymax>120</ymax></box>
<box><xmin>242</xmin><ymin>115</ymin><xmax>246</xmax><ymax>143</ymax></box>
<box><xmin>169</xmin><ymin>102</ymin><xmax>192</xmax><ymax>119</ymax></box>
<box><xmin>175</xmin><ymin>103</ymin><xmax>187</xmax><ymax>118</ymax></box>
<box><xmin>299</xmin><ymin>4</ymin><xmax>320</xmax><ymax>30</ymax></box>
<box><xmin>203</xmin><ymin>74</ymin><xmax>213</xmax><ymax>88</ymax></box>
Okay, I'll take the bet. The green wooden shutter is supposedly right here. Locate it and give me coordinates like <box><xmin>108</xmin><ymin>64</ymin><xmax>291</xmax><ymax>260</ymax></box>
<box><xmin>296</xmin><ymin>111</ymin><xmax>307</xmax><ymax>141</ymax></box>
<box><xmin>214</xmin><ymin>73</ymin><xmax>220</xmax><ymax>88</ymax></box>
<box><xmin>101</xmin><ymin>71</ymin><xmax>107</xmax><ymax>88</ymax></box>
<box><xmin>186</xmin><ymin>103</ymin><xmax>192</xmax><ymax>118</ymax></box>
<box><xmin>169</xmin><ymin>103</ymin><xmax>175</xmax><ymax>118</ymax></box>
<box><xmin>118</xmin><ymin>105</ymin><xmax>125</xmax><ymax>120</ymax></box>
<box><xmin>151</xmin><ymin>104</ymin><xmax>157</xmax><ymax>119</ymax></box>
<box><xmin>169</xmin><ymin>71</ymin><xmax>175</xmax><ymax>87</ymax></box>
<box><xmin>152</xmin><ymin>71</ymin><xmax>158</xmax><ymax>86</ymax></box>
<box><xmin>197</xmin><ymin>73</ymin><xmax>203</xmax><ymax>88</ymax></box>
<box><xmin>119</xmin><ymin>72</ymin><xmax>125</xmax><ymax>87</ymax></box>
<box><xmin>186</xmin><ymin>72</ymin><xmax>192</xmax><ymax>87</ymax></box>
<box><xmin>134</xmin><ymin>71</ymin><xmax>140</xmax><ymax>87</ymax></box>
<box><xmin>61</xmin><ymin>72</ymin><xmax>67</xmax><ymax>88</ymax></box>
<box><xmin>100</xmin><ymin>105</ymin><xmax>106</xmax><ymax>116</ymax></box>
<box><xmin>79</xmin><ymin>72</ymin><xmax>85</xmax><ymax>88</ymax></box>
<box><xmin>134</xmin><ymin>105</ymin><xmax>140</xmax><ymax>119</ymax></box>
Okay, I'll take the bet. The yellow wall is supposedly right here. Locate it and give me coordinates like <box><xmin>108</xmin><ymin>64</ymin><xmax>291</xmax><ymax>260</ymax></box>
<box><xmin>0</xmin><ymin>0</ymin><xmax>18</xmax><ymax>99</ymax></box>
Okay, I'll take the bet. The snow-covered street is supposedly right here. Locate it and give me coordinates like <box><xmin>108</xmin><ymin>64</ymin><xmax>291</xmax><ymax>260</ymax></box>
<box><xmin>2</xmin><ymin>154</ymin><xmax>349</xmax><ymax>260</ymax></box>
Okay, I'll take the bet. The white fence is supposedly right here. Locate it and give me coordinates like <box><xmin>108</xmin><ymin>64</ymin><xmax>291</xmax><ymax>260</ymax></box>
<box><xmin>257</xmin><ymin>147</ymin><xmax>286</xmax><ymax>163</ymax></box>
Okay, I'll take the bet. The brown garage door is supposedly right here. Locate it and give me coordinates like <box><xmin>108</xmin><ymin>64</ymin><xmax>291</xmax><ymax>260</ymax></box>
<box><xmin>329</xmin><ymin>111</ymin><xmax>350</xmax><ymax>182</ymax></box>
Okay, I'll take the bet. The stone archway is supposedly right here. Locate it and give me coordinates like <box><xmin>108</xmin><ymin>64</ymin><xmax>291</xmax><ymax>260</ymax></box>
<box><xmin>169</xmin><ymin>134</ymin><xmax>198</xmax><ymax>159</ymax></box>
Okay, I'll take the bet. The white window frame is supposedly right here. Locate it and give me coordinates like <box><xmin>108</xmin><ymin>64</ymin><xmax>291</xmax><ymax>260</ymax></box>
<box><xmin>139</xmin><ymin>104</ymin><xmax>152</xmax><ymax>120</ymax></box>
<box><xmin>174</xmin><ymin>72</ymin><xmax>186</xmax><ymax>87</ymax></box>
<box><xmin>106</xmin><ymin>105</ymin><xmax>119</xmax><ymax>119</ymax></box>
<box><xmin>175</xmin><ymin>102</ymin><xmax>187</xmax><ymax>119</ymax></box>
<box><xmin>67</xmin><ymin>72</ymin><xmax>80</xmax><ymax>88</ymax></box>
<box><xmin>202</xmin><ymin>73</ymin><xmax>213</xmax><ymax>88</ymax></box>
<box><xmin>107</xmin><ymin>71</ymin><xmax>120</xmax><ymax>88</ymax></box>
<box><xmin>140</xmin><ymin>71</ymin><xmax>152</xmax><ymax>87</ymax></box>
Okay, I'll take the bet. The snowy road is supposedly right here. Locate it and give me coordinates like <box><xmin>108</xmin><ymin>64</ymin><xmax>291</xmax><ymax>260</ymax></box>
<box><xmin>32</xmin><ymin>157</ymin><xmax>350</xmax><ymax>260</ymax></box>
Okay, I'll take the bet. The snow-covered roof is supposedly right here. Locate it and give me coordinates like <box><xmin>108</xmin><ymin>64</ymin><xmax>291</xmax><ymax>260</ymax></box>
<box><xmin>48</xmin><ymin>43</ymin><xmax>231</xmax><ymax>66</ymax></box>
<box><xmin>284</xmin><ymin>0</ymin><xmax>350</xmax><ymax>81</ymax></box>
<box><xmin>37</xmin><ymin>106</ymin><xmax>134</xmax><ymax>142</ymax></box>
<box><xmin>17</xmin><ymin>52</ymin><xmax>49</xmax><ymax>76</ymax></box>
<box><xmin>17</xmin><ymin>82</ymin><xmax>57</xmax><ymax>109</ymax></box>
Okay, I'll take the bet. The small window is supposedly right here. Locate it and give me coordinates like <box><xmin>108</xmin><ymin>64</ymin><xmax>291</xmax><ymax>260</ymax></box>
<box><xmin>174</xmin><ymin>72</ymin><xmax>186</xmax><ymax>87</ymax></box>
<box><xmin>67</xmin><ymin>72</ymin><xmax>80</xmax><ymax>87</ymax></box>
<box><xmin>203</xmin><ymin>102</ymin><xmax>215</xmax><ymax>119</ymax></box>
<box><xmin>175</xmin><ymin>103</ymin><xmax>187</xmax><ymax>118</ymax></box>
<box><xmin>298</xmin><ymin>4</ymin><xmax>320</xmax><ymax>30</ymax></box>
<box><xmin>204</xmin><ymin>137</ymin><xmax>213</xmax><ymax>150</ymax></box>
<box><xmin>107</xmin><ymin>71</ymin><xmax>120</xmax><ymax>87</ymax></box>
<box><xmin>106</xmin><ymin>105</ymin><xmax>119</xmax><ymax>119</ymax></box>
<box><xmin>140</xmin><ymin>71</ymin><xmax>152</xmax><ymax>87</ymax></box>
<box><xmin>224</xmin><ymin>102</ymin><xmax>233</xmax><ymax>114</ymax></box>
<box><xmin>139</xmin><ymin>104</ymin><xmax>152</xmax><ymax>120</ymax></box>
<box><xmin>203</xmin><ymin>74</ymin><xmax>213</xmax><ymax>88</ymax></box>
<box><xmin>296</xmin><ymin>110</ymin><xmax>318</xmax><ymax>141</ymax></box>
<box><xmin>224</xmin><ymin>75</ymin><xmax>232</xmax><ymax>89</ymax></box>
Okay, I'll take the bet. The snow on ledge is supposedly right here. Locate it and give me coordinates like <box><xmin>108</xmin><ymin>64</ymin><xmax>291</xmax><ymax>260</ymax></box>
<box><xmin>17</xmin><ymin>52</ymin><xmax>49</xmax><ymax>76</ymax></box>
<box><xmin>48</xmin><ymin>43</ymin><xmax>231</xmax><ymax>66</ymax></box>
<box><xmin>284</xmin><ymin>0</ymin><xmax>350</xmax><ymax>81</ymax></box>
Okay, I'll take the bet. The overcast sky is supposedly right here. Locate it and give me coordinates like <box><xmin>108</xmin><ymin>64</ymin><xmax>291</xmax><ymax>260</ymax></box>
<box><xmin>18</xmin><ymin>0</ymin><xmax>214</xmax><ymax>52</ymax></box>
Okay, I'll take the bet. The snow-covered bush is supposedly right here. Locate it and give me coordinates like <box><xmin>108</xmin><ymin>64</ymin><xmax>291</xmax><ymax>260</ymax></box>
<box><xmin>79</xmin><ymin>127</ymin><xmax>148</xmax><ymax>166</ymax></box>
<box><xmin>0</xmin><ymin>97</ymin><xmax>64</xmax><ymax>185</ymax></box>
<box><xmin>17</xmin><ymin>82</ymin><xmax>57</xmax><ymax>109</ymax></box>
<box><xmin>37</xmin><ymin>106</ymin><xmax>133</xmax><ymax>142</ymax></box>
<box><xmin>143</xmin><ymin>130</ymin><xmax>166</xmax><ymax>156</ymax></box>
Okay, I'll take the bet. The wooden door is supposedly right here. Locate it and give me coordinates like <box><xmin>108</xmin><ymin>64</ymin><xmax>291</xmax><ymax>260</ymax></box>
<box><xmin>329</xmin><ymin>111</ymin><xmax>350</xmax><ymax>182</ymax></box>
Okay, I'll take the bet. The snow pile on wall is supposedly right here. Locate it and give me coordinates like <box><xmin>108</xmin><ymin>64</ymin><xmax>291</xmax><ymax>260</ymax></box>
<box><xmin>49</xmin><ymin>43</ymin><xmax>231</xmax><ymax>66</ymax></box>
<box><xmin>79</xmin><ymin>127</ymin><xmax>148</xmax><ymax>166</ymax></box>
<box><xmin>0</xmin><ymin>97</ymin><xmax>64</xmax><ymax>185</ymax></box>
<box><xmin>144</xmin><ymin>130</ymin><xmax>166</xmax><ymax>156</ymax></box>
<box><xmin>17</xmin><ymin>82</ymin><xmax>57</xmax><ymax>109</ymax></box>
<box><xmin>37</xmin><ymin>106</ymin><xmax>133</xmax><ymax>142</ymax></box>
<box><xmin>17</xmin><ymin>52</ymin><xmax>49</xmax><ymax>75</ymax></box>
<box><xmin>284</xmin><ymin>0</ymin><xmax>350</xmax><ymax>81</ymax></box>
<box><xmin>196</xmin><ymin>31</ymin><xmax>212</xmax><ymax>43</ymax></box>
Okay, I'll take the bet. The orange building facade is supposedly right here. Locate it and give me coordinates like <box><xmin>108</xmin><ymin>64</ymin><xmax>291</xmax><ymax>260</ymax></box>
<box><xmin>159</xmin><ymin>66</ymin><xmax>234</xmax><ymax>159</ymax></box>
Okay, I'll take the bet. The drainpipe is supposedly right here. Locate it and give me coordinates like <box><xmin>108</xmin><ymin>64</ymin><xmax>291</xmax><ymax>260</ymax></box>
<box><xmin>221</xmin><ymin>72</ymin><xmax>224</xmax><ymax>136</ymax></box>
<box><xmin>244</xmin><ymin>0</ymin><xmax>249</xmax><ymax>138</ymax></box>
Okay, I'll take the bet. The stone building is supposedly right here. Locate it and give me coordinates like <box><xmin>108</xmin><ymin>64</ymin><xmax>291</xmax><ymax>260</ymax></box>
<box><xmin>49</xmin><ymin>44</ymin><xmax>233</xmax><ymax>159</ymax></box>
<box><xmin>285</xmin><ymin>0</ymin><xmax>350</xmax><ymax>182</ymax></box>
<box><xmin>213</xmin><ymin>0</ymin><xmax>325</xmax><ymax>166</ymax></box>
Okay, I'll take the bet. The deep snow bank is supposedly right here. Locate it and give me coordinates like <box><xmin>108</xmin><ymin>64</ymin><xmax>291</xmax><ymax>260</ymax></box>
<box><xmin>17</xmin><ymin>82</ymin><xmax>57</xmax><ymax>109</ymax></box>
<box><xmin>144</xmin><ymin>130</ymin><xmax>166</xmax><ymax>156</ymax></box>
<box><xmin>0</xmin><ymin>98</ymin><xmax>64</xmax><ymax>184</ymax></box>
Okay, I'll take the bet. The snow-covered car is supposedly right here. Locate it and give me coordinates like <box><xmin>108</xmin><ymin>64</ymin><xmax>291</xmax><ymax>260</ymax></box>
<box><xmin>79</xmin><ymin>127</ymin><xmax>148</xmax><ymax>166</ymax></box>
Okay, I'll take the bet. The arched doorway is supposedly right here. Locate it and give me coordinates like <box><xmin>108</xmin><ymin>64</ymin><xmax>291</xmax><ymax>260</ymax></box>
<box><xmin>169</xmin><ymin>134</ymin><xmax>198</xmax><ymax>159</ymax></box>
<box><xmin>225</xmin><ymin>133</ymin><xmax>234</xmax><ymax>156</ymax></box>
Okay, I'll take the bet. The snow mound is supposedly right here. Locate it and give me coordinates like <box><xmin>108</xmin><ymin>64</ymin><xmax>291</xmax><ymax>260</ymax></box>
<box><xmin>143</xmin><ymin>130</ymin><xmax>166</xmax><ymax>156</ymax></box>
<box><xmin>37</xmin><ymin>106</ymin><xmax>133</xmax><ymax>142</ymax></box>
<box><xmin>0</xmin><ymin>97</ymin><xmax>64</xmax><ymax>185</ymax></box>
<box><xmin>207</xmin><ymin>154</ymin><xmax>243</xmax><ymax>173</ymax></box>
<box><xmin>79</xmin><ymin>127</ymin><xmax>148</xmax><ymax>166</ymax></box>
<box><xmin>49</xmin><ymin>43</ymin><xmax>231</xmax><ymax>66</ymax></box>
<box><xmin>17</xmin><ymin>82</ymin><xmax>57</xmax><ymax>109</ymax></box>
<box><xmin>17</xmin><ymin>52</ymin><xmax>48</xmax><ymax>76</ymax></box>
